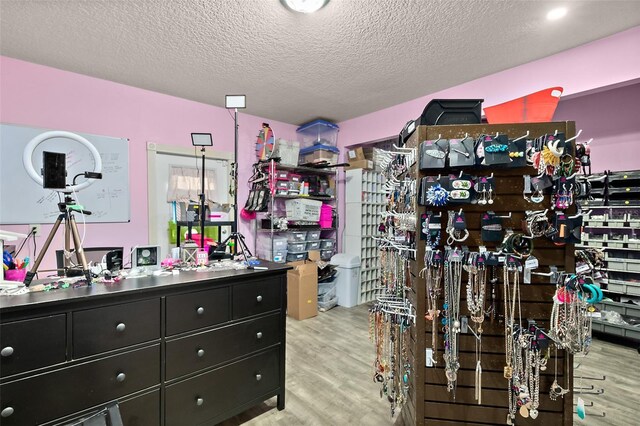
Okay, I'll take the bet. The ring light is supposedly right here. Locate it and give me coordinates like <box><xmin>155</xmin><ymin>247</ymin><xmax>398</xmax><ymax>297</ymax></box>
<box><xmin>22</xmin><ymin>131</ymin><xmax>102</xmax><ymax>192</ymax></box>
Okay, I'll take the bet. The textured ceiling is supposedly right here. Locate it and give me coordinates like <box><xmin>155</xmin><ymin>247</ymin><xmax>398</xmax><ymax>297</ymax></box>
<box><xmin>1</xmin><ymin>0</ymin><xmax>640</xmax><ymax>124</ymax></box>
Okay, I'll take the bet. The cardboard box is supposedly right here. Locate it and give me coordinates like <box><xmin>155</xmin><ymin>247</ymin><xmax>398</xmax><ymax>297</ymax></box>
<box><xmin>345</xmin><ymin>159</ymin><xmax>374</xmax><ymax>170</ymax></box>
<box><xmin>347</xmin><ymin>147</ymin><xmax>365</xmax><ymax>162</ymax></box>
<box><xmin>286</xmin><ymin>251</ymin><xmax>320</xmax><ymax>320</ymax></box>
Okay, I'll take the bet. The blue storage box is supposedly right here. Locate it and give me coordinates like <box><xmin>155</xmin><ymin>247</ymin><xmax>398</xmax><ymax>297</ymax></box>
<box><xmin>299</xmin><ymin>143</ymin><xmax>340</xmax><ymax>164</ymax></box>
<box><xmin>296</xmin><ymin>119</ymin><xmax>339</xmax><ymax>147</ymax></box>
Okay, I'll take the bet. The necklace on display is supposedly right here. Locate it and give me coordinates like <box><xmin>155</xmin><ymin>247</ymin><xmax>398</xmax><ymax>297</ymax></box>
<box><xmin>465</xmin><ymin>253</ymin><xmax>487</xmax><ymax>404</ymax></box>
<box><xmin>422</xmin><ymin>249</ymin><xmax>443</xmax><ymax>364</ymax></box>
<box><xmin>443</xmin><ymin>249</ymin><xmax>463</xmax><ymax>395</ymax></box>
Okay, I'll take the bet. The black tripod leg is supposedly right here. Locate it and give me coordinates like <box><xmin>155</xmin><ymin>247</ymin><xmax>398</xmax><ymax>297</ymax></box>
<box><xmin>236</xmin><ymin>233</ymin><xmax>253</xmax><ymax>258</ymax></box>
<box><xmin>24</xmin><ymin>214</ymin><xmax>64</xmax><ymax>286</ymax></box>
<box><xmin>68</xmin><ymin>214</ymin><xmax>92</xmax><ymax>285</ymax></box>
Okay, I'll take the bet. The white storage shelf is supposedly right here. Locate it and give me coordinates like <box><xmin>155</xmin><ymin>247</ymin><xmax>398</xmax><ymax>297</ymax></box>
<box><xmin>345</xmin><ymin>168</ymin><xmax>386</xmax><ymax>304</ymax></box>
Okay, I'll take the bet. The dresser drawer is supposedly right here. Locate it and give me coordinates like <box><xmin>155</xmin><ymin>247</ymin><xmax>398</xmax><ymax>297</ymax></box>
<box><xmin>118</xmin><ymin>389</ymin><xmax>161</xmax><ymax>426</ymax></box>
<box><xmin>0</xmin><ymin>314</ymin><xmax>66</xmax><ymax>377</ymax></box>
<box><xmin>166</xmin><ymin>312</ymin><xmax>281</xmax><ymax>380</ymax></box>
<box><xmin>73</xmin><ymin>299</ymin><xmax>160</xmax><ymax>358</ymax></box>
<box><xmin>232</xmin><ymin>277</ymin><xmax>283</xmax><ymax>320</ymax></box>
<box><xmin>165</xmin><ymin>287</ymin><xmax>230</xmax><ymax>336</ymax></box>
<box><xmin>165</xmin><ymin>347</ymin><xmax>280</xmax><ymax>426</ymax></box>
<box><xmin>0</xmin><ymin>344</ymin><xmax>160</xmax><ymax>426</ymax></box>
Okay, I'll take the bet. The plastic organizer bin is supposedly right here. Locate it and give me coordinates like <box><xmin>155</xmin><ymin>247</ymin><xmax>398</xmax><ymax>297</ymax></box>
<box><xmin>257</xmin><ymin>235</ymin><xmax>288</xmax><ymax>252</ymax></box>
<box><xmin>307</xmin><ymin>230</ymin><xmax>321</xmax><ymax>240</ymax></box>
<box><xmin>318</xmin><ymin>296</ymin><xmax>338</xmax><ymax>311</ymax></box>
<box><xmin>320</xmin><ymin>204</ymin><xmax>333</xmax><ymax>229</ymax></box>
<box><xmin>285</xmin><ymin>198</ymin><xmax>322</xmax><ymax>222</ymax></box>
<box><xmin>318</xmin><ymin>281</ymin><xmax>336</xmax><ymax>295</ymax></box>
<box><xmin>286</xmin><ymin>231</ymin><xmax>308</xmax><ymax>242</ymax></box>
<box><xmin>296</xmin><ymin>119</ymin><xmax>339</xmax><ymax>147</ymax></box>
<box><xmin>272</xmin><ymin>139</ymin><xmax>300</xmax><ymax>166</ymax></box>
<box><xmin>320</xmin><ymin>239</ymin><xmax>335</xmax><ymax>249</ymax></box>
<box><xmin>306</xmin><ymin>240</ymin><xmax>321</xmax><ymax>250</ymax></box>
<box><xmin>299</xmin><ymin>144</ymin><xmax>340</xmax><ymax>165</ymax></box>
<box><xmin>286</xmin><ymin>251</ymin><xmax>307</xmax><ymax>262</ymax></box>
<box><xmin>318</xmin><ymin>284</ymin><xmax>337</xmax><ymax>303</ymax></box>
<box><xmin>256</xmin><ymin>248</ymin><xmax>288</xmax><ymax>263</ymax></box>
<box><xmin>287</xmin><ymin>242</ymin><xmax>306</xmax><ymax>252</ymax></box>
<box><xmin>320</xmin><ymin>249</ymin><xmax>334</xmax><ymax>261</ymax></box>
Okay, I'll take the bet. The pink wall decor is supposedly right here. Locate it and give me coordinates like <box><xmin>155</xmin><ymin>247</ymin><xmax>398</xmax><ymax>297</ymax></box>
<box><xmin>0</xmin><ymin>56</ymin><xmax>298</xmax><ymax>271</ymax></box>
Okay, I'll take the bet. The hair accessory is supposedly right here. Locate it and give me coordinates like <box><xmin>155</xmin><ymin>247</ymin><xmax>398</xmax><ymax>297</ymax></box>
<box><xmin>484</xmin><ymin>144</ymin><xmax>509</xmax><ymax>153</ymax></box>
<box><xmin>426</xmin><ymin>184</ymin><xmax>449</xmax><ymax>206</ymax></box>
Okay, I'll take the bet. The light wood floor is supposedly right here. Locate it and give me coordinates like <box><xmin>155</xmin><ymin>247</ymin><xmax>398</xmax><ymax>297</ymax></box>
<box><xmin>219</xmin><ymin>304</ymin><xmax>639</xmax><ymax>426</ymax></box>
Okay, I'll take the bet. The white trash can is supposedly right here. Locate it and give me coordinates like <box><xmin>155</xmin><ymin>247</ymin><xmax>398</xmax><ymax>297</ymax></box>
<box><xmin>330</xmin><ymin>253</ymin><xmax>360</xmax><ymax>308</ymax></box>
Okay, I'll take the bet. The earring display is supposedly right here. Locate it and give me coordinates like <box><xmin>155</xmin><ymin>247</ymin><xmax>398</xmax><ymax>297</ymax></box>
<box><xmin>475</xmin><ymin>175</ymin><xmax>495</xmax><ymax>205</ymax></box>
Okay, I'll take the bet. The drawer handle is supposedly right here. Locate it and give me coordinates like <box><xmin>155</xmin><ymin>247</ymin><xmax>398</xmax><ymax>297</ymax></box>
<box><xmin>256</xmin><ymin>295</ymin><xmax>263</xmax><ymax>303</ymax></box>
<box><xmin>196</xmin><ymin>397</ymin><xmax>204</xmax><ymax>406</ymax></box>
<box><xmin>197</xmin><ymin>349</ymin><xmax>205</xmax><ymax>358</ymax></box>
<box><xmin>116</xmin><ymin>323</ymin><xmax>126</xmax><ymax>332</ymax></box>
<box><xmin>1</xmin><ymin>407</ymin><xmax>14</xmax><ymax>418</ymax></box>
<box><xmin>116</xmin><ymin>372</ymin><xmax>126</xmax><ymax>382</ymax></box>
<box><xmin>1</xmin><ymin>346</ymin><xmax>14</xmax><ymax>357</ymax></box>
<box><xmin>256</xmin><ymin>332</ymin><xmax>263</xmax><ymax>339</ymax></box>
<box><xmin>196</xmin><ymin>306</ymin><xmax>205</xmax><ymax>315</ymax></box>
<box><xmin>255</xmin><ymin>373</ymin><xmax>262</xmax><ymax>381</ymax></box>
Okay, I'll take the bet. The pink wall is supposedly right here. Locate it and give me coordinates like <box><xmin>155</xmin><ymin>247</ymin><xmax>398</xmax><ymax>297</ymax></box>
<box><xmin>337</xmin><ymin>26</ymin><xmax>640</xmax><ymax>147</ymax></box>
<box><xmin>554</xmin><ymin>82</ymin><xmax>640</xmax><ymax>173</ymax></box>
<box><xmin>335</xmin><ymin>26</ymin><xmax>640</xmax><ymax>250</ymax></box>
<box><xmin>0</xmin><ymin>56</ymin><xmax>298</xmax><ymax>271</ymax></box>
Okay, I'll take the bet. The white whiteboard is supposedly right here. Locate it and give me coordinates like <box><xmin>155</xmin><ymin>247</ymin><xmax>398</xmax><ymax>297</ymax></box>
<box><xmin>0</xmin><ymin>123</ymin><xmax>130</xmax><ymax>224</ymax></box>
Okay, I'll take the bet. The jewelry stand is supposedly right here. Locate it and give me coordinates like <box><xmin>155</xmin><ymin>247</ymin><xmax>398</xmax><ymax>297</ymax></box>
<box><xmin>23</xmin><ymin>193</ymin><xmax>92</xmax><ymax>287</ymax></box>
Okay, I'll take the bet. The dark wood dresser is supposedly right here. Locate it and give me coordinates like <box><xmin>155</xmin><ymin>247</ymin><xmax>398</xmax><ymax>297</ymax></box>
<box><xmin>0</xmin><ymin>264</ymin><xmax>289</xmax><ymax>425</ymax></box>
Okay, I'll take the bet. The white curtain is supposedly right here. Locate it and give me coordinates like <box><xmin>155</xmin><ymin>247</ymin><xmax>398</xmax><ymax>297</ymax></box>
<box><xmin>167</xmin><ymin>166</ymin><xmax>219</xmax><ymax>203</ymax></box>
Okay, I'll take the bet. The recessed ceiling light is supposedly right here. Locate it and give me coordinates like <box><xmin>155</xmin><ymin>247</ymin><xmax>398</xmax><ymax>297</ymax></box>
<box><xmin>281</xmin><ymin>0</ymin><xmax>329</xmax><ymax>14</ymax></box>
<box><xmin>547</xmin><ymin>7</ymin><xmax>568</xmax><ymax>21</ymax></box>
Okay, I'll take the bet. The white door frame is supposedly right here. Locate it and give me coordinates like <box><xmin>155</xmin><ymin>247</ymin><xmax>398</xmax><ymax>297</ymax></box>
<box><xmin>146</xmin><ymin>142</ymin><xmax>233</xmax><ymax>245</ymax></box>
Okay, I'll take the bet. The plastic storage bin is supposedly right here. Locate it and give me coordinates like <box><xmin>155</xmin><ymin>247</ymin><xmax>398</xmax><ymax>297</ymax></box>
<box><xmin>320</xmin><ymin>249</ymin><xmax>334</xmax><ymax>261</ymax></box>
<box><xmin>256</xmin><ymin>248</ymin><xmax>288</xmax><ymax>263</ymax></box>
<box><xmin>287</xmin><ymin>242</ymin><xmax>306</xmax><ymax>252</ymax></box>
<box><xmin>320</xmin><ymin>239</ymin><xmax>335</xmax><ymax>249</ymax></box>
<box><xmin>286</xmin><ymin>231</ymin><xmax>308</xmax><ymax>242</ymax></box>
<box><xmin>286</xmin><ymin>251</ymin><xmax>307</xmax><ymax>262</ymax></box>
<box><xmin>285</xmin><ymin>198</ymin><xmax>322</xmax><ymax>222</ymax></box>
<box><xmin>319</xmin><ymin>204</ymin><xmax>333</xmax><ymax>228</ymax></box>
<box><xmin>296</xmin><ymin>119</ymin><xmax>339</xmax><ymax>147</ymax></box>
<box><xmin>257</xmin><ymin>235</ymin><xmax>288</xmax><ymax>252</ymax></box>
<box><xmin>307</xmin><ymin>230</ymin><xmax>321</xmax><ymax>240</ymax></box>
<box><xmin>318</xmin><ymin>295</ymin><xmax>338</xmax><ymax>311</ymax></box>
<box><xmin>272</xmin><ymin>139</ymin><xmax>300</xmax><ymax>166</ymax></box>
<box><xmin>306</xmin><ymin>240</ymin><xmax>321</xmax><ymax>250</ymax></box>
<box><xmin>318</xmin><ymin>283</ymin><xmax>337</xmax><ymax>303</ymax></box>
<box><xmin>299</xmin><ymin>144</ymin><xmax>340</xmax><ymax>165</ymax></box>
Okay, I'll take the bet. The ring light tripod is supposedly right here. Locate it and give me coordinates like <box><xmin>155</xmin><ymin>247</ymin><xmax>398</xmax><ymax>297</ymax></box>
<box><xmin>21</xmin><ymin>131</ymin><xmax>103</xmax><ymax>287</ymax></box>
<box><xmin>24</xmin><ymin>194</ymin><xmax>93</xmax><ymax>286</ymax></box>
